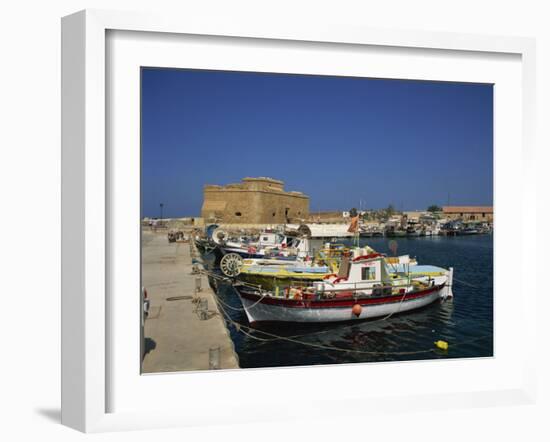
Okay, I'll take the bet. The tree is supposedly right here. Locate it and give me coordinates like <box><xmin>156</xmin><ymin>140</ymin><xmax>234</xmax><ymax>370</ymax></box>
<box><xmin>427</xmin><ymin>205</ymin><xmax>442</xmax><ymax>213</ymax></box>
<box><xmin>385</xmin><ymin>204</ymin><xmax>395</xmax><ymax>217</ymax></box>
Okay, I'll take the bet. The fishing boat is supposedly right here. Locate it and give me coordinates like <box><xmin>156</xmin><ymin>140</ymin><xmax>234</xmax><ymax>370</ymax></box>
<box><xmin>385</xmin><ymin>226</ymin><xmax>407</xmax><ymax>237</ymax></box>
<box><xmin>232</xmin><ymin>252</ymin><xmax>453</xmax><ymax>324</ymax></box>
<box><xmin>219</xmin><ymin>241</ymin><xmax>432</xmax><ymax>290</ymax></box>
<box><xmin>220</xmin><ymin>244</ymin><xmax>353</xmax><ymax>289</ymax></box>
<box><xmin>198</xmin><ymin>224</ymin><xmax>287</xmax><ymax>258</ymax></box>
<box><xmin>286</xmin><ymin>223</ymin><xmax>354</xmax><ymax>240</ymax></box>
<box><xmin>359</xmin><ymin>228</ymin><xmax>373</xmax><ymax>238</ymax></box>
<box><xmin>441</xmin><ymin>220</ymin><xmax>462</xmax><ymax>236</ymax></box>
<box><xmin>359</xmin><ymin>225</ymin><xmax>384</xmax><ymax>237</ymax></box>
<box><xmin>423</xmin><ymin>225</ymin><xmax>441</xmax><ymax>236</ymax></box>
<box><xmin>212</xmin><ymin>228</ymin><xmax>306</xmax><ymax>259</ymax></box>
<box><xmin>459</xmin><ymin>223</ymin><xmax>481</xmax><ymax>235</ymax></box>
<box><xmin>406</xmin><ymin>225</ymin><xmax>422</xmax><ymax>237</ymax></box>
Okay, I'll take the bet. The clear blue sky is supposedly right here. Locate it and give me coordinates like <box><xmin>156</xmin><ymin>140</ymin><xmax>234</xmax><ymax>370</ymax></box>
<box><xmin>141</xmin><ymin>68</ymin><xmax>493</xmax><ymax>218</ymax></box>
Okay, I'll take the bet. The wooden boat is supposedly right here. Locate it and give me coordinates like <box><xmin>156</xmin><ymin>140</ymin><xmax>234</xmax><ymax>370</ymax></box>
<box><xmin>233</xmin><ymin>253</ymin><xmax>453</xmax><ymax>324</ymax></box>
<box><xmin>459</xmin><ymin>228</ymin><xmax>479</xmax><ymax>235</ymax></box>
<box><xmin>222</xmin><ymin>246</ymin><xmax>435</xmax><ymax>290</ymax></box>
<box><xmin>406</xmin><ymin>226</ymin><xmax>422</xmax><ymax>237</ymax></box>
<box><xmin>359</xmin><ymin>225</ymin><xmax>384</xmax><ymax>237</ymax></box>
<box><xmin>441</xmin><ymin>221</ymin><xmax>462</xmax><ymax>236</ymax></box>
<box><xmin>225</xmin><ymin>245</ymin><xmax>350</xmax><ymax>289</ymax></box>
<box><xmin>386</xmin><ymin>227</ymin><xmax>407</xmax><ymax>237</ymax></box>
<box><xmin>213</xmin><ymin>229</ymin><xmax>306</xmax><ymax>259</ymax></box>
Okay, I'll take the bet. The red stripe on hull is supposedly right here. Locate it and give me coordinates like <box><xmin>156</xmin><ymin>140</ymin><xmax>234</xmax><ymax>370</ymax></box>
<box><xmin>237</xmin><ymin>283</ymin><xmax>444</xmax><ymax>309</ymax></box>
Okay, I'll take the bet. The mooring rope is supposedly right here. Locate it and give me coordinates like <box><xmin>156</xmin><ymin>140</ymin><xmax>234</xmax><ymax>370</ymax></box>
<box><xmin>237</xmin><ymin>326</ymin><xmax>274</xmax><ymax>342</ymax></box>
<box><xmin>213</xmin><ymin>297</ymin><xmax>456</xmax><ymax>356</ymax></box>
<box><xmin>206</xmin><ymin>272</ymin><xmax>492</xmax><ymax>357</ymax></box>
<box><xmin>207</xmin><ymin>268</ymin><xmax>437</xmax><ymax>340</ymax></box>
<box><xmin>453</xmin><ymin>277</ymin><xmax>492</xmax><ymax>290</ymax></box>
<box><xmin>213</xmin><ymin>288</ymin><xmax>269</xmax><ymax>312</ymax></box>
<box><xmin>202</xmin><ymin>257</ymin><xmax>491</xmax><ymax>355</ymax></box>
<box><xmin>248</xmin><ymin>321</ymin><xmax>492</xmax><ymax>352</ymax></box>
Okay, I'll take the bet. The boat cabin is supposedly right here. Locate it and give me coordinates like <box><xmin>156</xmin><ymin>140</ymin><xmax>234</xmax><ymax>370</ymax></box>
<box><xmin>313</xmin><ymin>250</ymin><xmax>413</xmax><ymax>295</ymax></box>
<box><xmin>257</xmin><ymin>232</ymin><xmax>285</xmax><ymax>247</ymax></box>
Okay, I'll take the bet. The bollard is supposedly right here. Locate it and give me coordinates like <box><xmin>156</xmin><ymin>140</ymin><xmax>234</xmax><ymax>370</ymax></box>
<box><xmin>209</xmin><ymin>346</ymin><xmax>221</xmax><ymax>369</ymax></box>
<box><xmin>198</xmin><ymin>298</ymin><xmax>208</xmax><ymax>320</ymax></box>
<box><xmin>195</xmin><ymin>277</ymin><xmax>202</xmax><ymax>292</ymax></box>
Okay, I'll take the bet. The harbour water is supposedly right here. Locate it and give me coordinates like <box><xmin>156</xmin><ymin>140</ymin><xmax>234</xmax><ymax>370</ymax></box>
<box><xmin>209</xmin><ymin>235</ymin><xmax>493</xmax><ymax>368</ymax></box>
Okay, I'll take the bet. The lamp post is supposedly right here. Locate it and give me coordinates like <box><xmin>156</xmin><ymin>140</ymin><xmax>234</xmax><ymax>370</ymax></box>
<box><xmin>159</xmin><ymin>203</ymin><xmax>164</xmax><ymax>221</ymax></box>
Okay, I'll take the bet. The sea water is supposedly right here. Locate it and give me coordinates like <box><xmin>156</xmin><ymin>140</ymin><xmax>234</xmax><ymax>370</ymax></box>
<box><xmin>211</xmin><ymin>235</ymin><xmax>493</xmax><ymax>368</ymax></box>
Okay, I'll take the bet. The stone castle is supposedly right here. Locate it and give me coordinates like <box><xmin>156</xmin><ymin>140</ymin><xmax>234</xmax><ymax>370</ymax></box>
<box><xmin>201</xmin><ymin>177</ymin><xmax>309</xmax><ymax>224</ymax></box>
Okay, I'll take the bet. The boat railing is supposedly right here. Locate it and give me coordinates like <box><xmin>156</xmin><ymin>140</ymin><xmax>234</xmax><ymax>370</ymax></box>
<box><xmin>317</xmin><ymin>280</ymin><xmax>431</xmax><ymax>294</ymax></box>
<box><xmin>286</xmin><ymin>277</ymin><xmax>433</xmax><ymax>294</ymax></box>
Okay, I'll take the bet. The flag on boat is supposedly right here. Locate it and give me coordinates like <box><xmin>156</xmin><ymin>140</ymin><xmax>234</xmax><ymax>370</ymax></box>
<box><xmin>347</xmin><ymin>216</ymin><xmax>359</xmax><ymax>233</ymax></box>
<box><xmin>347</xmin><ymin>208</ymin><xmax>359</xmax><ymax>233</ymax></box>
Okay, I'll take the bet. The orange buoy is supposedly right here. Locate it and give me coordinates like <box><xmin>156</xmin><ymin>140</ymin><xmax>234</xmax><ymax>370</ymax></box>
<box><xmin>352</xmin><ymin>304</ymin><xmax>362</xmax><ymax>317</ymax></box>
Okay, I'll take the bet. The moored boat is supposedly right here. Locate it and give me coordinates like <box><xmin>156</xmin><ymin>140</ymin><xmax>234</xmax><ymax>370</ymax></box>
<box><xmin>232</xmin><ymin>253</ymin><xmax>453</xmax><ymax>324</ymax></box>
<box><xmin>221</xmin><ymin>246</ymin><xmax>428</xmax><ymax>291</ymax></box>
<box><xmin>213</xmin><ymin>229</ymin><xmax>307</xmax><ymax>259</ymax></box>
<box><xmin>386</xmin><ymin>227</ymin><xmax>407</xmax><ymax>237</ymax></box>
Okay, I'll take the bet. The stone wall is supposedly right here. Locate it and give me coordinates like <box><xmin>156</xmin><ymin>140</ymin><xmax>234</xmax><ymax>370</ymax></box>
<box><xmin>445</xmin><ymin>212</ymin><xmax>494</xmax><ymax>222</ymax></box>
<box><xmin>442</xmin><ymin>206</ymin><xmax>493</xmax><ymax>222</ymax></box>
<box><xmin>306</xmin><ymin>211</ymin><xmax>346</xmax><ymax>223</ymax></box>
<box><xmin>201</xmin><ymin>177</ymin><xmax>309</xmax><ymax>224</ymax></box>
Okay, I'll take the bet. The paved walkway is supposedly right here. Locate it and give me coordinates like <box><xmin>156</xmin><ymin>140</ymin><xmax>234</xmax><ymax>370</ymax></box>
<box><xmin>141</xmin><ymin>230</ymin><xmax>239</xmax><ymax>372</ymax></box>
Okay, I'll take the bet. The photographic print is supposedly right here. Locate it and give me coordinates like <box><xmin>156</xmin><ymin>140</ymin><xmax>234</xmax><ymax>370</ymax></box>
<box><xmin>140</xmin><ymin>68</ymin><xmax>493</xmax><ymax>372</ymax></box>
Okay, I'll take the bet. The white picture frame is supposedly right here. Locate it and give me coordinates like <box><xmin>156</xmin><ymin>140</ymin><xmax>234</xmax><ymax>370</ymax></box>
<box><xmin>61</xmin><ymin>9</ymin><xmax>537</xmax><ymax>433</ymax></box>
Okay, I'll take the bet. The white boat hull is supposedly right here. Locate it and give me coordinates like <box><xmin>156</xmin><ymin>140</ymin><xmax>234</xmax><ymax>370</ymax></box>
<box><xmin>236</xmin><ymin>284</ymin><xmax>446</xmax><ymax>324</ymax></box>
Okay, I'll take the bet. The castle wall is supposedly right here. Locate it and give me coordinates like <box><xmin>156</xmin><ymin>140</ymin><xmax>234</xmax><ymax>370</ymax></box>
<box><xmin>201</xmin><ymin>178</ymin><xmax>309</xmax><ymax>224</ymax></box>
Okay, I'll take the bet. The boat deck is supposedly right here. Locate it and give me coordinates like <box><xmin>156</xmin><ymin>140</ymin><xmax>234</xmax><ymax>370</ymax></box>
<box><xmin>389</xmin><ymin>264</ymin><xmax>448</xmax><ymax>275</ymax></box>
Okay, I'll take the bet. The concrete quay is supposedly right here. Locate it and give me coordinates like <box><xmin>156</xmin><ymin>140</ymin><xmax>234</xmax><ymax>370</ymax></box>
<box><xmin>141</xmin><ymin>229</ymin><xmax>239</xmax><ymax>373</ymax></box>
